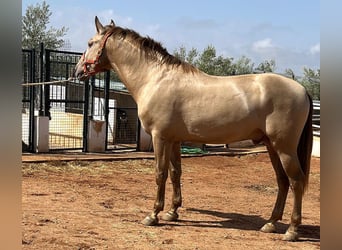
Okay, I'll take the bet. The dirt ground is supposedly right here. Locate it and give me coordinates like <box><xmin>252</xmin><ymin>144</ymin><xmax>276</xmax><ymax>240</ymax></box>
<box><xmin>22</xmin><ymin>153</ymin><xmax>320</xmax><ymax>249</ymax></box>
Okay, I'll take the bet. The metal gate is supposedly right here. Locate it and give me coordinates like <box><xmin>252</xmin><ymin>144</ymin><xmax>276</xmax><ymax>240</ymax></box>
<box><xmin>22</xmin><ymin>49</ymin><xmax>36</xmax><ymax>152</ymax></box>
<box><xmin>22</xmin><ymin>45</ymin><xmax>139</xmax><ymax>152</ymax></box>
<box><xmin>88</xmin><ymin>73</ymin><xmax>139</xmax><ymax>151</ymax></box>
<box><xmin>45</xmin><ymin>49</ymin><xmax>85</xmax><ymax>150</ymax></box>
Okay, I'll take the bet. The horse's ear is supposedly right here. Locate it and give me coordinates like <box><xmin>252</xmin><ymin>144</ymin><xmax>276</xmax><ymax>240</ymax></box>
<box><xmin>110</xmin><ymin>19</ymin><xmax>115</xmax><ymax>27</ymax></box>
<box><xmin>95</xmin><ymin>16</ymin><xmax>104</xmax><ymax>33</ymax></box>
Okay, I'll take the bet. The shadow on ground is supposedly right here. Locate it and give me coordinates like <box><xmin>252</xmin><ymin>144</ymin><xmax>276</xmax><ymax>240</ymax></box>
<box><xmin>160</xmin><ymin>208</ymin><xmax>320</xmax><ymax>242</ymax></box>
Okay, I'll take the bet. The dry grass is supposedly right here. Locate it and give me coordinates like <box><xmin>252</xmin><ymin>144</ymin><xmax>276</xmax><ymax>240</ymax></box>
<box><xmin>22</xmin><ymin>159</ymin><xmax>155</xmax><ymax>177</ymax></box>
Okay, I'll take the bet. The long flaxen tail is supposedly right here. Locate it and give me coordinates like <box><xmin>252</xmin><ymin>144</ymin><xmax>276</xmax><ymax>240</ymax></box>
<box><xmin>297</xmin><ymin>93</ymin><xmax>313</xmax><ymax>192</ymax></box>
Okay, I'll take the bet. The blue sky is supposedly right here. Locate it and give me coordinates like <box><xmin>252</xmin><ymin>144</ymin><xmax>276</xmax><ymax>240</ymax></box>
<box><xmin>22</xmin><ymin>0</ymin><xmax>320</xmax><ymax>75</ymax></box>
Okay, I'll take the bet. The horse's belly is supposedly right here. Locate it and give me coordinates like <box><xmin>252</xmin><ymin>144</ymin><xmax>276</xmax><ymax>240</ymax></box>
<box><xmin>176</xmin><ymin>119</ymin><xmax>263</xmax><ymax>144</ymax></box>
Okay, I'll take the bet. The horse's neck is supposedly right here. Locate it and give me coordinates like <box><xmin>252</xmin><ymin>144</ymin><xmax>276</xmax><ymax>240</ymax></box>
<box><xmin>107</xmin><ymin>39</ymin><xmax>161</xmax><ymax>103</ymax></box>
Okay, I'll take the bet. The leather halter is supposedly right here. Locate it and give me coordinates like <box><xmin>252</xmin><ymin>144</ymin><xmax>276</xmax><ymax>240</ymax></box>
<box><xmin>81</xmin><ymin>29</ymin><xmax>114</xmax><ymax>76</ymax></box>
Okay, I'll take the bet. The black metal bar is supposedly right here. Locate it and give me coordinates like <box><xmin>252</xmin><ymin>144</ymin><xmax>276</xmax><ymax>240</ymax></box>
<box><xmin>29</xmin><ymin>49</ymin><xmax>36</xmax><ymax>152</ymax></box>
<box><xmin>90</xmin><ymin>76</ymin><xmax>95</xmax><ymax>118</ymax></box>
<box><xmin>39</xmin><ymin>43</ymin><xmax>44</xmax><ymax>115</ymax></box>
<box><xmin>49</xmin><ymin>99</ymin><xmax>85</xmax><ymax>104</ymax></box>
<box><xmin>136</xmin><ymin>119</ymin><xmax>141</xmax><ymax>151</ymax></box>
<box><xmin>104</xmin><ymin>71</ymin><xmax>110</xmax><ymax>150</ymax></box>
<box><xmin>44</xmin><ymin>48</ymin><xmax>51</xmax><ymax>119</ymax></box>
<box><xmin>65</xmin><ymin>63</ymin><xmax>70</xmax><ymax>83</ymax></box>
<box><xmin>82</xmin><ymin>79</ymin><xmax>90</xmax><ymax>152</ymax></box>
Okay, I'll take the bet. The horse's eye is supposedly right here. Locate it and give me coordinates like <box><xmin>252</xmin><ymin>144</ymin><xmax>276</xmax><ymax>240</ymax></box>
<box><xmin>88</xmin><ymin>41</ymin><xmax>93</xmax><ymax>47</ymax></box>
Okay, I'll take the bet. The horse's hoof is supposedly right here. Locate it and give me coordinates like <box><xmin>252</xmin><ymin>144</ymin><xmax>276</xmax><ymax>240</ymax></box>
<box><xmin>260</xmin><ymin>222</ymin><xmax>276</xmax><ymax>233</ymax></box>
<box><xmin>141</xmin><ymin>215</ymin><xmax>159</xmax><ymax>226</ymax></box>
<box><xmin>282</xmin><ymin>230</ymin><xmax>298</xmax><ymax>241</ymax></box>
<box><xmin>161</xmin><ymin>211</ymin><xmax>179</xmax><ymax>221</ymax></box>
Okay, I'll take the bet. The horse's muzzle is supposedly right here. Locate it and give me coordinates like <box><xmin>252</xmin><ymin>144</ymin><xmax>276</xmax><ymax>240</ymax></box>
<box><xmin>74</xmin><ymin>63</ymin><xmax>89</xmax><ymax>81</ymax></box>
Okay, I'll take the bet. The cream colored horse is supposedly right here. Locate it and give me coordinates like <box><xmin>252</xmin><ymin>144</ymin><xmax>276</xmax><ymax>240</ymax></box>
<box><xmin>75</xmin><ymin>17</ymin><xmax>313</xmax><ymax>241</ymax></box>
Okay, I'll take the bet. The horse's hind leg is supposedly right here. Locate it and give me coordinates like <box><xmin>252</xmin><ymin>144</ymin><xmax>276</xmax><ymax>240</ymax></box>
<box><xmin>261</xmin><ymin>143</ymin><xmax>290</xmax><ymax>233</ymax></box>
<box><xmin>277</xmin><ymin>151</ymin><xmax>305</xmax><ymax>241</ymax></box>
<box><xmin>142</xmin><ymin>135</ymin><xmax>172</xmax><ymax>226</ymax></box>
<box><xmin>162</xmin><ymin>142</ymin><xmax>182</xmax><ymax>221</ymax></box>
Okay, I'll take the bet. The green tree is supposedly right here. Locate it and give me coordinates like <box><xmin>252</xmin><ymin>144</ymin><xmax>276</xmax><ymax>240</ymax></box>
<box><xmin>174</xmin><ymin>46</ymin><xmax>255</xmax><ymax>76</ymax></box>
<box><xmin>22</xmin><ymin>1</ymin><xmax>68</xmax><ymax>49</ymax></box>
<box><xmin>255</xmin><ymin>59</ymin><xmax>276</xmax><ymax>73</ymax></box>
<box><xmin>284</xmin><ymin>68</ymin><xmax>297</xmax><ymax>80</ymax></box>
<box><xmin>194</xmin><ymin>45</ymin><xmax>234</xmax><ymax>76</ymax></box>
<box><xmin>186</xmin><ymin>47</ymin><xmax>199</xmax><ymax>65</ymax></box>
<box><xmin>173</xmin><ymin>46</ymin><xmax>187</xmax><ymax>62</ymax></box>
<box><xmin>195</xmin><ymin>45</ymin><xmax>217</xmax><ymax>74</ymax></box>
<box><xmin>300</xmin><ymin>67</ymin><xmax>320</xmax><ymax>100</ymax></box>
<box><xmin>233</xmin><ymin>56</ymin><xmax>254</xmax><ymax>75</ymax></box>
<box><xmin>173</xmin><ymin>46</ymin><xmax>198</xmax><ymax>65</ymax></box>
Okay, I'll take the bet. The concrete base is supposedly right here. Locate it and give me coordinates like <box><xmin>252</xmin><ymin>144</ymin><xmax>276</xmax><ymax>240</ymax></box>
<box><xmin>34</xmin><ymin>116</ymin><xmax>49</xmax><ymax>153</ymax></box>
<box><xmin>87</xmin><ymin>120</ymin><xmax>106</xmax><ymax>152</ymax></box>
<box><xmin>312</xmin><ymin>136</ymin><xmax>320</xmax><ymax>157</ymax></box>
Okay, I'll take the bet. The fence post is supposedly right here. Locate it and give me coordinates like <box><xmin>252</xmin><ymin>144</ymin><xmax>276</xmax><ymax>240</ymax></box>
<box><xmin>39</xmin><ymin>43</ymin><xmax>44</xmax><ymax>116</ymax></box>
<box><xmin>136</xmin><ymin>119</ymin><xmax>141</xmax><ymax>151</ymax></box>
<box><xmin>82</xmin><ymin>79</ymin><xmax>90</xmax><ymax>152</ymax></box>
<box><xmin>28</xmin><ymin>49</ymin><xmax>36</xmax><ymax>152</ymax></box>
<box><xmin>33</xmin><ymin>116</ymin><xmax>49</xmax><ymax>153</ymax></box>
<box><xmin>104</xmin><ymin>71</ymin><xmax>110</xmax><ymax>150</ymax></box>
<box><xmin>31</xmin><ymin>43</ymin><xmax>50</xmax><ymax>152</ymax></box>
<box><xmin>44</xmin><ymin>49</ymin><xmax>51</xmax><ymax>119</ymax></box>
<box><xmin>87</xmin><ymin>119</ymin><xmax>106</xmax><ymax>152</ymax></box>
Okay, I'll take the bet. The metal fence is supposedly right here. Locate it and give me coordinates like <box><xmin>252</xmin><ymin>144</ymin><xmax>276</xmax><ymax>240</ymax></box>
<box><xmin>22</xmin><ymin>45</ymin><xmax>139</xmax><ymax>152</ymax></box>
<box><xmin>86</xmin><ymin>72</ymin><xmax>139</xmax><ymax>151</ymax></box>
<box><xmin>312</xmin><ymin>100</ymin><xmax>320</xmax><ymax>137</ymax></box>
<box><xmin>22</xmin><ymin>49</ymin><xmax>37</xmax><ymax>152</ymax></box>
<box><xmin>45</xmin><ymin>49</ymin><xmax>85</xmax><ymax>150</ymax></box>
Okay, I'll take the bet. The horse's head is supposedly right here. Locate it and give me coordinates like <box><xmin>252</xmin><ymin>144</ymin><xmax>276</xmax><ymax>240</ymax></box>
<box><xmin>74</xmin><ymin>16</ymin><xmax>115</xmax><ymax>81</ymax></box>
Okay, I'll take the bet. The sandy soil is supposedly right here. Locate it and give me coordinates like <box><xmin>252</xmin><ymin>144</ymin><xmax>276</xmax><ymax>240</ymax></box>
<box><xmin>22</xmin><ymin>153</ymin><xmax>320</xmax><ymax>249</ymax></box>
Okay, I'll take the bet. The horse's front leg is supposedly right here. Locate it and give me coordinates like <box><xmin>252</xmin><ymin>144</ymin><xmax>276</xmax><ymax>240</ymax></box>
<box><xmin>162</xmin><ymin>142</ymin><xmax>182</xmax><ymax>222</ymax></box>
<box><xmin>142</xmin><ymin>135</ymin><xmax>172</xmax><ymax>226</ymax></box>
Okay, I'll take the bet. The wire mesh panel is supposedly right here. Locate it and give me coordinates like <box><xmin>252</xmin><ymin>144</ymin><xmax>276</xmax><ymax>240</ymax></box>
<box><xmin>22</xmin><ymin>50</ymin><xmax>32</xmax><ymax>151</ymax></box>
<box><xmin>22</xmin><ymin>49</ymin><xmax>37</xmax><ymax>152</ymax></box>
<box><xmin>106</xmin><ymin>87</ymin><xmax>138</xmax><ymax>151</ymax></box>
<box><xmin>49</xmin><ymin>81</ymin><xmax>84</xmax><ymax>150</ymax></box>
<box><xmin>46</xmin><ymin>50</ymin><xmax>84</xmax><ymax>150</ymax></box>
<box><xmin>108</xmin><ymin>107</ymin><xmax>138</xmax><ymax>150</ymax></box>
<box><xmin>312</xmin><ymin>101</ymin><xmax>320</xmax><ymax>137</ymax></box>
<box><xmin>91</xmin><ymin>73</ymin><xmax>108</xmax><ymax>120</ymax></box>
